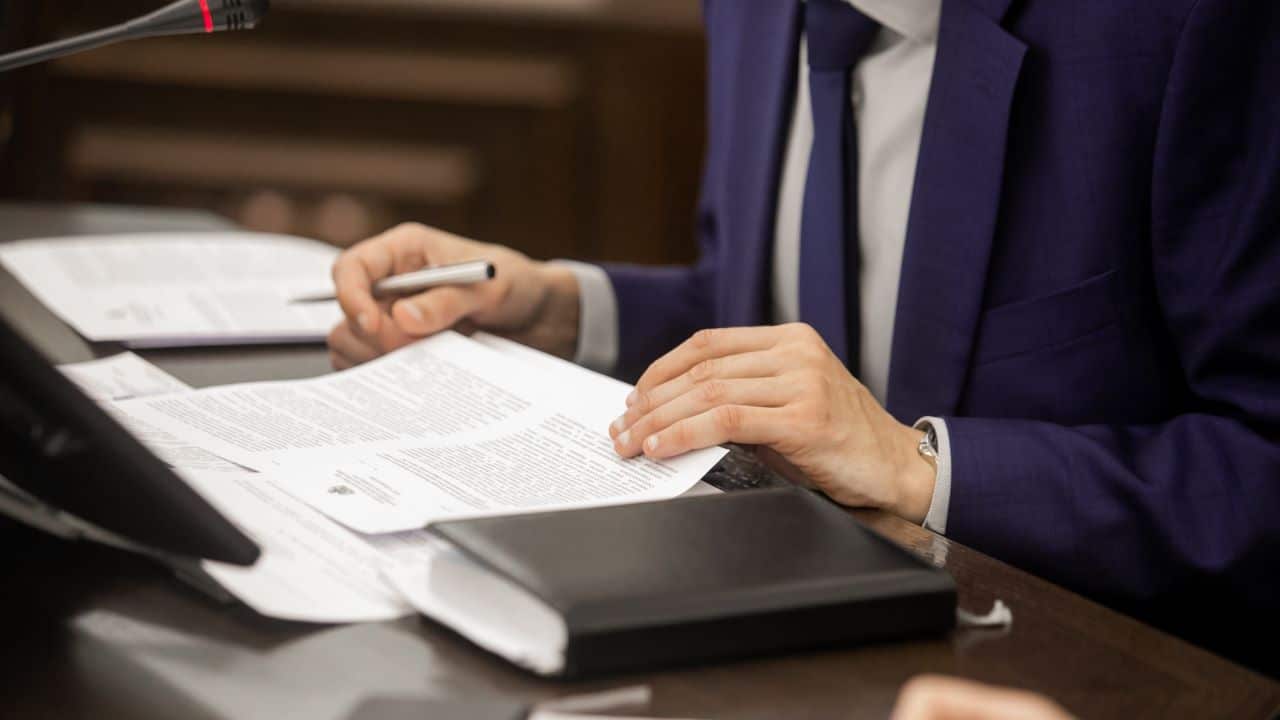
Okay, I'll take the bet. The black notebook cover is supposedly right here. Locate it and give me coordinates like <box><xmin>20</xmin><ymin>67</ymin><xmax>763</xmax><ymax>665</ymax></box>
<box><xmin>428</xmin><ymin>488</ymin><xmax>956</xmax><ymax>678</ymax></box>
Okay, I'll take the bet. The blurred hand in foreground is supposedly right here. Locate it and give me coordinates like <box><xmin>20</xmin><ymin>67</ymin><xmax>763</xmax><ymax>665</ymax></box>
<box><xmin>891</xmin><ymin>675</ymin><xmax>1075</xmax><ymax>720</ymax></box>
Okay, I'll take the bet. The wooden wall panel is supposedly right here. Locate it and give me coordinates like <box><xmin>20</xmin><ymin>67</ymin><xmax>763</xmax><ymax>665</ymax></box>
<box><xmin>0</xmin><ymin>0</ymin><xmax>706</xmax><ymax>265</ymax></box>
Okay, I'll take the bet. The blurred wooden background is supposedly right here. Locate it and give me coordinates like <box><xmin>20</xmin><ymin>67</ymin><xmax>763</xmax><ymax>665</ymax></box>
<box><xmin>0</xmin><ymin>0</ymin><xmax>708</xmax><ymax>265</ymax></box>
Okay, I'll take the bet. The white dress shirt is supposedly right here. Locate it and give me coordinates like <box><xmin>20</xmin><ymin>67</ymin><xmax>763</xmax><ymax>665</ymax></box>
<box><xmin>560</xmin><ymin>0</ymin><xmax>953</xmax><ymax>533</ymax></box>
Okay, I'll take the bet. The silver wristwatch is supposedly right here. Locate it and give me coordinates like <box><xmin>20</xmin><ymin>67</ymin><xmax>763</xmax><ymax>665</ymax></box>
<box><xmin>916</xmin><ymin>421</ymin><xmax>939</xmax><ymax>468</ymax></box>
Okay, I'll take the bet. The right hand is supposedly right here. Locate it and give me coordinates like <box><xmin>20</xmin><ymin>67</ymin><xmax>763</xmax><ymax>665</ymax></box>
<box><xmin>327</xmin><ymin>223</ymin><xmax>581</xmax><ymax>369</ymax></box>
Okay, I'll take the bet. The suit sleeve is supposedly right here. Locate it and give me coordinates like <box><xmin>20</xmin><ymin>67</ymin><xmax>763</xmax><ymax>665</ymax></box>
<box><xmin>599</xmin><ymin>178</ymin><xmax>721</xmax><ymax>381</ymax></box>
<box><xmin>941</xmin><ymin>0</ymin><xmax>1280</xmax><ymax>668</ymax></box>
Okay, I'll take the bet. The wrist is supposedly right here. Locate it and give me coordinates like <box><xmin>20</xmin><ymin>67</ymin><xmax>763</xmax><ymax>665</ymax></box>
<box><xmin>525</xmin><ymin>263</ymin><xmax>581</xmax><ymax>360</ymax></box>
<box><xmin>891</xmin><ymin>426</ymin><xmax>937</xmax><ymax>524</ymax></box>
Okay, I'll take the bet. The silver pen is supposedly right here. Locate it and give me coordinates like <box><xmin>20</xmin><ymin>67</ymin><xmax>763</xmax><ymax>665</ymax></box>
<box><xmin>290</xmin><ymin>260</ymin><xmax>496</xmax><ymax>303</ymax></box>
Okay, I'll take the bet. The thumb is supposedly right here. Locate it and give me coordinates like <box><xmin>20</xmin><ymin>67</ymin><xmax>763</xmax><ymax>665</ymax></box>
<box><xmin>391</xmin><ymin>286</ymin><xmax>483</xmax><ymax>337</ymax></box>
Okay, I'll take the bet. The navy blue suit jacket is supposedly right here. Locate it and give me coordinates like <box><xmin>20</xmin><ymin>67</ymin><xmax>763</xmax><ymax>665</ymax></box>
<box><xmin>601</xmin><ymin>0</ymin><xmax>1280</xmax><ymax>670</ymax></box>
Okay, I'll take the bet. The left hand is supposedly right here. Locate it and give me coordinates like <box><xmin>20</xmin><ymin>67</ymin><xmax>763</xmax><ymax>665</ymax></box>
<box><xmin>609</xmin><ymin>323</ymin><xmax>936</xmax><ymax>522</ymax></box>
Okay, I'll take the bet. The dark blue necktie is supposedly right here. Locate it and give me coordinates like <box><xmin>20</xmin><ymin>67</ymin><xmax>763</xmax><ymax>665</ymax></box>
<box><xmin>798</xmin><ymin>0</ymin><xmax>880</xmax><ymax>370</ymax></box>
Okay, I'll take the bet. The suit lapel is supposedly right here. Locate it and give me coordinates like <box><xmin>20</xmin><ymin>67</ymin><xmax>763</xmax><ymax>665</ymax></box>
<box><xmin>886</xmin><ymin>0</ymin><xmax>1026</xmax><ymax>422</ymax></box>
<box><xmin>718</xmin><ymin>2</ymin><xmax>802</xmax><ymax>328</ymax></box>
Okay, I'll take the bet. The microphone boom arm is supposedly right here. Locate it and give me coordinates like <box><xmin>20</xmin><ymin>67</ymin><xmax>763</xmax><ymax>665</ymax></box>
<box><xmin>0</xmin><ymin>24</ymin><xmax>133</xmax><ymax>74</ymax></box>
<box><xmin>0</xmin><ymin>0</ymin><xmax>268</xmax><ymax>74</ymax></box>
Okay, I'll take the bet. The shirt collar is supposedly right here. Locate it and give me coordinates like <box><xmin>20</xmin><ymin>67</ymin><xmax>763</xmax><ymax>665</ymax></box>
<box><xmin>846</xmin><ymin>0</ymin><xmax>941</xmax><ymax>43</ymax></box>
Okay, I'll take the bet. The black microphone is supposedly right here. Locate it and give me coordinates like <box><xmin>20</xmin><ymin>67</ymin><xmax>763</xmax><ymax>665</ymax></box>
<box><xmin>0</xmin><ymin>0</ymin><xmax>269</xmax><ymax>74</ymax></box>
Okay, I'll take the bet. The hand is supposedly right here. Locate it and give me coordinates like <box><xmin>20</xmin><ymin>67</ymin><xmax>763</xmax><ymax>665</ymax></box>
<box><xmin>609</xmin><ymin>323</ymin><xmax>936</xmax><ymax>522</ymax></box>
<box><xmin>327</xmin><ymin>223</ymin><xmax>580</xmax><ymax>369</ymax></box>
<box><xmin>891</xmin><ymin>676</ymin><xmax>1075</xmax><ymax>720</ymax></box>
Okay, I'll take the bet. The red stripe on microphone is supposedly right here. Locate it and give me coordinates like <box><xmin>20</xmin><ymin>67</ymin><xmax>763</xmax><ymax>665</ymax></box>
<box><xmin>199</xmin><ymin>0</ymin><xmax>214</xmax><ymax>32</ymax></box>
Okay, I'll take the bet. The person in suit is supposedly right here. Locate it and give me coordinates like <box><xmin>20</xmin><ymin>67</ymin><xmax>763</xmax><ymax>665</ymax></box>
<box><xmin>327</xmin><ymin>0</ymin><xmax>1280</xmax><ymax>671</ymax></box>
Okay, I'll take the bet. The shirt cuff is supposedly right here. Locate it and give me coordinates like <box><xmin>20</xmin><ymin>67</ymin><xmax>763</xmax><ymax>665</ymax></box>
<box><xmin>914</xmin><ymin>416</ymin><xmax>953</xmax><ymax>535</ymax></box>
<box><xmin>550</xmin><ymin>260</ymin><xmax>619</xmax><ymax>374</ymax></box>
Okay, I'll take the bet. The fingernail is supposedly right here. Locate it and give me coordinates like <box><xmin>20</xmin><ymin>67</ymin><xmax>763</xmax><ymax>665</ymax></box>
<box><xmin>400</xmin><ymin>302</ymin><xmax>425</xmax><ymax>325</ymax></box>
<box><xmin>610</xmin><ymin>416</ymin><xmax>627</xmax><ymax>434</ymax></box>
<box><xmin>357</xmin><ymin>312</ymin><xmax>375</xmax><ymax>333</ymax></box>
<box><xmin>617</xmin><ymin>430</ymin><xmax>631</xmax><ymax>448</ymax></box>
<box><xmin>644</xmin><ymin>435</ymin><xmax>660</xmax><ymax>454</ymax></box>
<box><xmin>626</xmin><ymin>390</ymin><xmax>637</xmax><ymax>406</ymax></box>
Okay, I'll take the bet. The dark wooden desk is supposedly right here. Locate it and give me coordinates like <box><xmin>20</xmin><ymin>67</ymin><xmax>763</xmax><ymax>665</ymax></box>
<box><xmin>2</xmin><ymin>204</ymin><xmax>1278</xmax><ymax>720</ymax></box>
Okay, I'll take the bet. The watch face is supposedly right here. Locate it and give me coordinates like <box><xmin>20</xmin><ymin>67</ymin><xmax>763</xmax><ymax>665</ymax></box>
<box><xmin>918</xmin><ymin>424</ymin><xmax>939</xmax><ymax>458</ymax></box>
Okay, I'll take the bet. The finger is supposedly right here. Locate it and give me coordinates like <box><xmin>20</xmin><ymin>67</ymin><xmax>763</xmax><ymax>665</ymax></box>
<box><xmin>386</xmin><ymin>230</ymin><xmax>431</xmax><ymax>275</ymax></box>
<box><xmin>329</xmin><ymin>350</ymin><xmax>354</xmax><ymax>371</ymax></box>
<box><xmin>350</xmin><ymin>300</ymin><xmax>421</xmax><ymax>349</ymax></box>
<box><xmin>615</xmin><ymin>350</ymin><xmax>786</xmax><ymax>433</ymax></box>
<box><xmin>378</xmin><ymin>223</ymin><xmax>481</xmax><ymax>276</ymax></box>
<box><xmin>332</xmin><ymin>238</ymin><xmax>397</xmax><ymax>336</ymax></box>
<box><xmin>326</xmin><ymin>321</ymin><xmax>382</xmax><ymax>368</ymax></box>
<box><xmin>632</xmin><ymin>326</ymin><xmax>787</xmax><ymax>401</ymax></box>
<box><xmin>636</xmin><ymin>405</ymin><xmax>788</xmax><ymax>460</ymax></box>
<box><xmin>332</xmin><ymin>223</ymin><xmax>444</xmax><ymax>336</ymax></box>
<box><xmin>391</xmin><ymin>286</ymin><xmax>485</xmax><ymax>337</ymax></box>
<box><xmin>612</xmin><ymin>378</ymin><xmax>791</xmax><ymax>456</ymax></box>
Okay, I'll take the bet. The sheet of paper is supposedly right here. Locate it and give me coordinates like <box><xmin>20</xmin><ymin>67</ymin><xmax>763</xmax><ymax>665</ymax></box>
<box><xmin>0</xmin><ymin>232</ymin><xmax>342</xmax><ymax>346</ymax></box>
<box><xmin>115</xmin><ymin>332</ymin><xmax>555</xmax><ymax>469</ymax></box>
<box><xmin>472</xmin><ymin>332</ymin><xmax>722</xmax><ymax>497</ymax></box>
<box><xmin>118</xmin><ymin>332</ymin><xmax>727</xmax><ymax>534</ymax></box>
<box><xmin>58</xmin><ymin>352</ymin><xmax>246</xmax><ymax>473</ymax></box>
<box><xmin>470</xmin><ymin>331</ymin><xmax>632</xmax><ymax>428</ymax></box>
<box><xmin>304</xmin><ymin>408</ymin><xmax>717</xmax><ymax>534</ymax></box>
<box><xmin>59</xmin><ymin>351</ymin><xmax>191</xmax><ymax>402</ymax></box>
<box><xmin>108</xmin><ymin>403</ymin><xmax>250</xmax><ymax>474</ymax></box>
<box><xmin>183</xmin><ymin>470</ymin><xmax>415</xmax><ymax>623</ymax></box>
<box><xmin>382</xmin><ymin>538</ymin><xmax>568</xmax><ymax>675</ymax></box>
<box><xmin>58</xmin><ymin>356</ymin><xmax>431</xmax><ymax>622</ymax></box>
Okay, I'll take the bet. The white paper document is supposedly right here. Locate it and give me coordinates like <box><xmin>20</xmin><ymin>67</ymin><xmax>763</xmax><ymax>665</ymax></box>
<box><xmin>57</xmin><ymin>343</ymin><xmax>721</xmax><ymax>623</ymax></box>
<box><xmin>109</xmin><ymin>402</ymin><xmax>250</xmax><ymax>474</ymax></box>
<box><xmin>117</xmin><ymin>332</ymin><xmax>727</xmax><ymax>534</ymax></box>
<box><xmin>0</xmin><ymin>232</ymin><xmax>342</xmax><ymax>347</ymax></box>
<box><xmin>474</xmin><ymin>332</ymin><xmax>721</xmax><ymax>501</ymax></box>
<box><xmin>59</xmin><ymin>352</ymin><xmax>246</xmax><ymax>473</ymax></box>
<box><xmin>57</xmin><ymin>355</ymin><xmax>427</xmax><ymax>621</ymax></box>
<box><xmin>59</xmin><ymin>351</ymin><xmax>191</xmax><ymax>402</ymax></box>
<box><xmin>471</xmin><ymin>331</ymin><xmax>633</xmax><ymax>427</ymax></box>
<box><xmin>382</xmin><ymin>538</ymin><xmax>567</xmax><ymax>675</ymax></box>
<box><xmin>184</xmin><ymin>471</ymin><xmax>416</xmax><ymax>623</ymax></box>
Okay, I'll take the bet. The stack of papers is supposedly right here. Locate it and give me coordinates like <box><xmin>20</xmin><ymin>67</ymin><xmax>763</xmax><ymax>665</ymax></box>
<box><xmin>61</xmin><ymin>333</ymin><xmax>727</xmax><ymax>624</ymax></box>
<box><xmin>24</xmin><ymin>230</ymin><xmax>728</xmax><ymax>673</ymax></box>
<box><xmin>115</xmin><ymin>331</ymin><xmax>720</xmax><ymax>534</ymax></box>
<box><xmin>2</xmin><ymin>232</ymin><xmax>342</xmax><ymax>347</ymax></box>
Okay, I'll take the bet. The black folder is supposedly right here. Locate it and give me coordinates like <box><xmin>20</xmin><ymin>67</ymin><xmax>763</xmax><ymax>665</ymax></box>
<box><xmin>427</xmin><ymin>487</ymin><xmax>956</xmax><ymax>678</ymax></box>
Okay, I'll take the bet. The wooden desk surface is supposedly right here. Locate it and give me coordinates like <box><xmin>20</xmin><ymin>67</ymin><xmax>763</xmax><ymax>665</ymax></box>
<box><xmin>1</xmin><ymin>204</ymin><xmax>1277</xmax><ymax>720</ymax></box>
